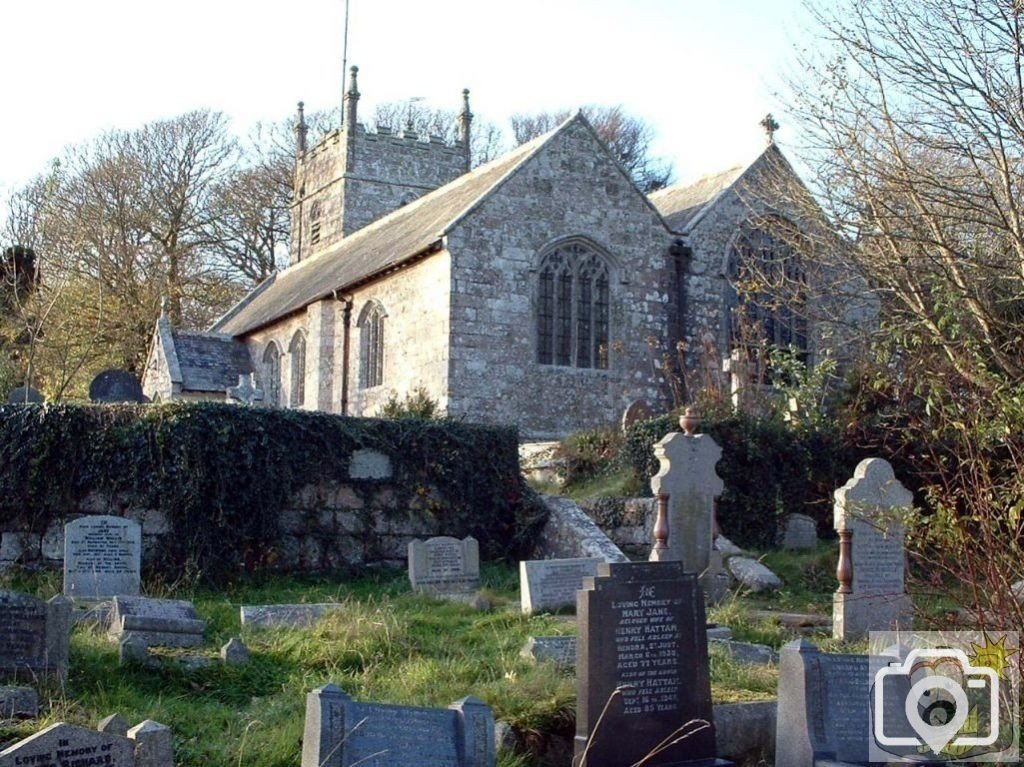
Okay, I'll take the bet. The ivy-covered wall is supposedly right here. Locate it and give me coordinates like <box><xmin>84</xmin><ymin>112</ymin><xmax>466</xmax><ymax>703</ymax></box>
<box><xmin>0</xmin><ymin>403</ymin><xmax>545</xmax><ymax>584</ymax></box>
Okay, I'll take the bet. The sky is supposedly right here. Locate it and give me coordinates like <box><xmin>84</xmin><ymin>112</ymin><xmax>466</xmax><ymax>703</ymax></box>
<box><xmin>1</xmin><ymin>0</ymin><xmax>817</xmax><ymax>199</ymax></box>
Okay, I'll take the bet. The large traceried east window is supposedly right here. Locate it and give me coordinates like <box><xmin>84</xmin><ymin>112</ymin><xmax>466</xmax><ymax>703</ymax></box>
<box><xmin>358</xmin><ymin>301</ymin><xmax>386</xmax><ymax>389</ymax></box>
<box><xmin>726</xmin><ymin>216</ymin><xmax>809</xmax><ymax>360</ymax></box>
<box><xmin>289</xmin><ymin>330</ymin><xmax>306</xmax><ymax>407</ymax></box>
<box><xmin>262</xmin><ymin>342</ymin><xmax>282</xmax><ymax>407</ymax></box>
<box><xmin>537</xmin><ymin>240</ymin><xmax>611</xmax><ymax>369</ymax></box>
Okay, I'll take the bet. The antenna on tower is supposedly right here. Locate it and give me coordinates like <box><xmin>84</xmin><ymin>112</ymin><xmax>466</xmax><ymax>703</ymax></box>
<box><xmin>340</xmin><ymin>0</ymin><xmax>351</xmax><ymax>124</ymax></box>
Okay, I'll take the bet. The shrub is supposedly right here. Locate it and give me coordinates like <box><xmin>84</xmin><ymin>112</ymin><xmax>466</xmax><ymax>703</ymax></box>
<box><xmin>622</xmin><ymin>410</ymin><xmax>861</xmax><ymax>548</ymax></box>
<box><xmin>377</xmin><ymin>387</ymin><xmax>441</xmax><ymax>419</ymax></box>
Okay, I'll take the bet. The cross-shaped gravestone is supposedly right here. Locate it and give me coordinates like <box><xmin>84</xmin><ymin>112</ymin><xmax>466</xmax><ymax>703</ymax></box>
<box><xmin>227</xmin><ymin>374</ymin><xmax>263</xmax><ymax>405</ymax></box>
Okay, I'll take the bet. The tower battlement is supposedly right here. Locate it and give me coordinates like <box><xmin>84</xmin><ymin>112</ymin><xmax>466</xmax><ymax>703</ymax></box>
<box><xmin>289</xmin><ymin>67</ymin><xmax>473</xmax><ymax>265</ymax></box>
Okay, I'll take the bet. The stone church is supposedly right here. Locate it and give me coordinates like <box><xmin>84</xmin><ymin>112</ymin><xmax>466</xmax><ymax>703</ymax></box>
<box><xmin>143</xmin><ymin>67</ymin><xmax>867</xmax><ymax>439</ymax></box>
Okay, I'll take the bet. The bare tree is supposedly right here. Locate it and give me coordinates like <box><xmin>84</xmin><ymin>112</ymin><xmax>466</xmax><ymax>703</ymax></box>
<box><xmin>511</xmin><ymin>105</ymin><xmax>674</xmax><ymax>192</ymax></box>
<box><xmin>790</xmin><ymin>0</ymin><xmax>1024</xmax><ymax>389</ymax></box>
<box><xmin>786</xmin><ymin>0</ymin><xmax>1024</xmax><ymax>631</ymax></box>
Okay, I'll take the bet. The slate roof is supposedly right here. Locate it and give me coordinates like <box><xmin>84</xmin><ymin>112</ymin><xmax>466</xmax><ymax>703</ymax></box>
<box><xmin>211</xmin><ymin>121</ymin><xmax>568</xmax><ymax>337</ymax></box>
<box><xmin>170</xmin><ymin>329</ymin><xmax>252</xmax><ymax>393</ymax></box>
<box><xmin>648</xmin><ymin>163</ymin><xmax>746</xmax><ymax>232</ymax></box>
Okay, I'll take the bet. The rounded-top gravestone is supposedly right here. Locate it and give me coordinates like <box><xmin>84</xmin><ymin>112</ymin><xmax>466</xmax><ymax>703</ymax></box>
<box><xmin>7</xmin><ymin>385</ymin><xmax>43</xmax><ymax>404</ymax></box>
<box><xmin>88</xmin><ymin>369</ymin><xmax>145</xmax><ymax>403</ymax></box>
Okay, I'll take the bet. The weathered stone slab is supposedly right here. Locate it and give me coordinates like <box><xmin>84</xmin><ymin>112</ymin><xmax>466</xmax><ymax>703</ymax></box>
<box><xmin>726</xmin><ymin>556</ymin><xmax>782</xmax><ymax>592</ymax></box>
<box><xmin>0</xmin><ymin>591</ymin><xmax>71</xmax><ymax>681</ymax></box>
<box><xmin>519</xmin><ymin>557</ymin><xmax>601</xmax><ymax>615</ymax></box>
<box><xmin>573</xmin><ymin>561</ymin><xmax>729</xmax><ymax>767</ymax></box>
<box><xmin>832</xmin><ymin>459</ymin><xmax>913</xmax><ymax>640</ymax></box>
<box><xmin>301</xmin><ymin>683</ymin><xmax>494</xmax><ymax>767</ymax></box>
<box><xmin>109</xmin><ymin>596</ymin><xmax>205</xmax><ymax>648</ymax></box>
<box><xmin>0</xmin><ymin>686</ymin><xmax>38</xmax><ymax>719</ymax></box>
<box><xmin>531</xmin><ymin>495</ymin><xmax>629</xmax><ymax>563</ymax></box>
<box><xmin>0</xmin><ymin>722</ymin><xmax>135</xmax><ymax>767</ymax></box>
<box><xmin>63</xmin><ymin>515</ymin><xmax>141</xmax><ymax>600</ymax></box>
<box><xmin>240</xmin><ymin>603</ymin><xmax>342</xmax><ymax>628</ymax></box>
<box><xmin>220</xmin><ymin>637</ymin><xmax>249</xmax><ymax>665</ymax></box>
<box><xmin>349</xmin><ymin>449</ymin><xmax>392</xmax><ymax>480</ymax></box>
<box><xmin>128</xmin><ymin>720</ymin><xmax>173</xmax><ymax>767</ymax></box>
<box><xmin>408</xmin><ymin>536</ymin><xmax>480</xmax><ymax>597</ymax></box>
<box><xmin>709</xmin><ymin>638</ymin><xmax>777</xmax><ymax>666</ymax></box>
<box><xmin>519</xmin><ymin>636</ymin><xmax>576</xmax><ymax>668</ymax></box>
<box><xmin>780</xmin><ymin>513</ymin><xmax>818</xmax><ymax>550</ymax></box>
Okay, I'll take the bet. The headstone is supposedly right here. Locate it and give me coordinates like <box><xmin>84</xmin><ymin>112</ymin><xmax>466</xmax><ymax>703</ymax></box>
<box><xmin>709</xmin><ymin>639</ymin><xmax>777</xmax><ymax>666</ymax></box>
<box><xmin>0</xmin><ymin>722</ymin><xmax>135</xmax><ymax>767</ymax></box>
<box><xmin>63</xmin><ymin>515</ymin><xmax>141</xmax><ymax>600</ymax></box>
<box><xmin>240</xmin><ymin>603</ymin><xmax>342</xmax><ymax>629</ymax></box>
<box><xmin>0</xmin><ymin>686</ymin><xmax>38</xmax><ymax>719</ymax></box>
<box><xmin>301</xmin><ymin>683</ymin><xmax>494</xmax><ymax>767</ymax></box>
<box><xmin>128</xmin><ymin>720</ymin><xmax>173</xmax><ymax>767</ymax></box>
<box><xmin>220</xmin><ymin>637</ymin><xmax>249</xmax><ymax>666</ymax></box>
<box><xmin>832</xmin><ymin>459</ymin><xmax>913</xmax><ymax>641</ymax></box>
<box><xmin>520</xmin><ymin>636</ymin><xmax>576</xmax><ymax>668</ymax></box>
<box><xmin>88</xmin><ymin>369</ymin><xmax>145</xmax><ymax>403</ymax></box>
<box><xmin>573</xmin><ymin>561</ymin><xmax>729</xmax><ymax>767</ymax></box>
<box><xmin>649</xmin><ymin>430</ymin><xmax>723</xmax><ymax>592</ymax></box>
<box><xmin>519</xmin><ymin>557</ymin><xmax>601</xmax><ymax>615</ymax></box>
<box><xmin>98</xmin><ymin>713</ymin><xmax>130</xmax><ymax>737</ymax></box>
<box><xmin>775</xmin><ymin>639</ymin><xmax>917</xmax><ymax>767</ymax></box>
<box><xmin>109</xmin><ymin>596</ymin><xmax>205</xmax><ymax>648</ymax></box>
<box><xmin>6</xmin><ymin>386</ymin><xmax>43</xmax><ymax>405</ymax></box>
<box><xmin>0</xmin><ymin>591</ymin><xmax>71</xmax><ymax>680</ymax></box>
<box><xmin>780</xmin><ymin>513</ymin><xmax>818</xmax><ymax>550</ymax></box>
<box><xmin>621</xmin><ymin>399</ymin><xmax>652</xmax><ymax>431</ymax></box>
<box><xmin>408</xmin><ymin>536</ymin><xmax>480</xmax><ymax>598</ymax></box>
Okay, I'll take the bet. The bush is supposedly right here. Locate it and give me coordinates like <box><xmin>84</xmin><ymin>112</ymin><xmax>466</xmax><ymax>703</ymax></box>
<box><xmin>377</xmin><ymin>387</ymin><xmax>441</xmax><ymax>419</ymax></box>
<box><xmin>0</xmin><ymin>402</ymin><xmax>546</xmax><ymax>584</ymax></box>
<box><xmin>622</xmin><ymin>410</ymin><xmax>862</xmax><ymax>548</ymax></box>
<box><xmin>558</xmin><ymin>426</ymin><xmax>622</xmax><ymax>487</ymax></box>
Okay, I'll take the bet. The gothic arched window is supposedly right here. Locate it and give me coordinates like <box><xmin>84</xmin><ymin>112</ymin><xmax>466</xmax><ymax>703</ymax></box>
<box><xmin>726</xmin><ymin>216</ymin><xmax>808</xmax><ymax>359</ymax></box>
<box><xmin>358</xmin><ymin>301</ymin><xmax>386</xmax><ymax>389</ymax></box>
<box><xmin>262</xmin><ymin>342</ymin><xmax>282</xmax><ymax>407</ymax></box>
<box><xmin>537</xmin><ymin>241</ymin><xmax>611</xmax><ymax>369</ymax></box>
<box><xmin>289</xmin><ymin>330</ymin><xmax>306</xmax><ymax>407</ymax></box>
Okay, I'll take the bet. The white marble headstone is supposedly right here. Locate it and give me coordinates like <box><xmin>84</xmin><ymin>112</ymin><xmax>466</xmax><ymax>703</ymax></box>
<box><xmin>63</xmin><ymin>515</ymin><xmax>141</xmax><ymax>600</ymax></box>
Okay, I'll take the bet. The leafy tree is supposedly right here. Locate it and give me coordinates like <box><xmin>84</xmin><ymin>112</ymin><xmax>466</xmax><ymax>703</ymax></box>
<box><xmin>510</xmin><ymin>105</ymin><xmax>674</xmax><ymax>192</ymax></box>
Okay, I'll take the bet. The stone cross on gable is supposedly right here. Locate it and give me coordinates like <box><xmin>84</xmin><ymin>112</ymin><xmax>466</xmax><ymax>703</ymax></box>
<box><xmin>760</xmin><ymin>113</ymin><xmax>780</xmax><ymax>144</ymax></box>
<box><xmin>227</xmin><ymin>374</ymin><xmax>263</xmax><ymax>405</ymax></box>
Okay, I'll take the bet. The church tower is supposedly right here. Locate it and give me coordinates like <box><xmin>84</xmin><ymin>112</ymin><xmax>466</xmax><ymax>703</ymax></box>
<box><xmin>289</xmin><ymin>67</ymin><xmax>473</xmax><ymax>265</ymax></box>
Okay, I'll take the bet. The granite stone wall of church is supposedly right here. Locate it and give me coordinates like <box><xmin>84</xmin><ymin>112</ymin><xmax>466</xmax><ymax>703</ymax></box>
<box><xmin>443</xmin><ymin>118</ymin><xmax>676</xmax><ymax>439</ymax></box>
<box><xmin>346</xmin><ymin>253</ymin><xmax>453</xmax><ymax>417</ymax></box>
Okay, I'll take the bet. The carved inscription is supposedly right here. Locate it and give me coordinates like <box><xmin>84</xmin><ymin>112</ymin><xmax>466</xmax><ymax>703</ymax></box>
<box><xmin>0</xmin><ymin>598</ymin><xmax>46</xmax><ymax>667</ymax></box>
<box><xmin>0</xmin><ymin>724</ymin><xmax>135</xmax><ymax>767</ymax></box>
<box><xmin>424</xmin><ymin>542</ymin><xmax>463</xmax><ymax>580</ymax></box>
<box><xmin>819</xmin><ymin>655</ymin><xmax>872</xmax><ymax>761</ymax></box>
<box><xmin>612</xmin><ymin>584</ymin><xmax>683</xmax><ymax>716</ymax></box>
<box><xmin>345</xmin><ymin>704</ymin><xmax>460</xmax><ymax>766</ymax></box>
<box><xmin>65</xmin><ymin>522</ymin><xmax>136</xmax><ymax>577</ymax></box>
<box><xmin>851</xmin><ymin>524</ymin><xmax>904</xmax><ymax>594</ymax></box>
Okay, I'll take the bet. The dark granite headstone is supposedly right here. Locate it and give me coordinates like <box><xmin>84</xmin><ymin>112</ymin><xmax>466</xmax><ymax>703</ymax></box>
<box><xmin>6</xmin><ymin>385</ymin><xmax>43</xmax><ymax>404</ymax></box>
<box><xmin>301</xmin><ymin>683</ymin><xmax>494</xmax><ymax>767</ymax></box>
<box><xmin>88</xmin><ymin>369</ymin><xmax>145</xmax><ymax>403</ymax></box>
<box><xmin>0</xmin><ymin>590</ymin><xmax>71</xmax><ymax>681</ymax></box>
<box><xmin>775</xmin><ymin>639</ymin><xmax>917</xmax><ymax>767</ymax></box>
<box><xmin>573</xmin><ymin>561</ymin><xmax>729</xmax><ymax>767</ymax></box>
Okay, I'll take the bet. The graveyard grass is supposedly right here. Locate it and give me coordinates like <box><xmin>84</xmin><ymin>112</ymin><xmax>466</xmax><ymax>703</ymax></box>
<box><xmin>0</xmin><ymin>555</ymin><xmax>848</xmax><ymax>767</ymax></box>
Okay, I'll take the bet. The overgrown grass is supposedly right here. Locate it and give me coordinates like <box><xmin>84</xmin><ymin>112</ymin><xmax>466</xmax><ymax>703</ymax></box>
<box><xmin>0</xmin><ymin>555</ymin><xmax>848</xmax><ymax>767</ymax></box>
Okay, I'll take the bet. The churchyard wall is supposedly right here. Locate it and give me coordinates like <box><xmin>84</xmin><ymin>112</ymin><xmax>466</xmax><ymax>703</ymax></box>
<box><xmin>0</xmin><ymin>403</ymin><xmax>542</xmax><ymax>583</ymax></box>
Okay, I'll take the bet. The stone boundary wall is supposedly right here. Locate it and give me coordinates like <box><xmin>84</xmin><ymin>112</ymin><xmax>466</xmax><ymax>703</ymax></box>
<box><xmin>2</xmin><ymin>473</ymin><xmax>479</xmax><ymax>575</ymax></box>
